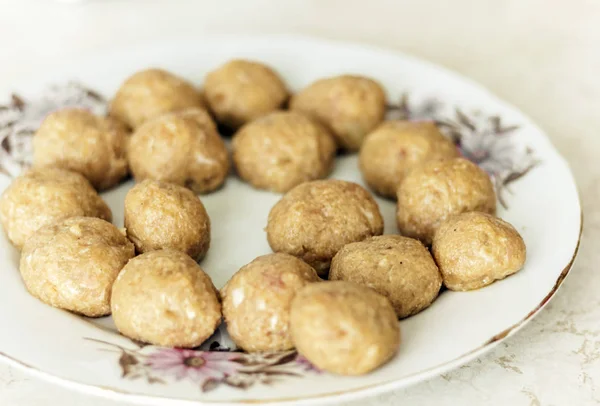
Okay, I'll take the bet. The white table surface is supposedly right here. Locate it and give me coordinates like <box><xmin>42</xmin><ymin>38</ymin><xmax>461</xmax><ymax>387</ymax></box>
<box><xmin>0</xmin><ymin>0</ymin><xmax>598</xmax><ymax>405</ymax></box>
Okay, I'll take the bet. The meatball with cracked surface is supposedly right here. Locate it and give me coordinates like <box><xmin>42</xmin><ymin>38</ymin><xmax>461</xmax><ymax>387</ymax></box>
<box><xmin>124</xmin><ymin>180</ymin><xmax>211</xmax><ymax>261</ymax></box>
<box><xmin>432</xmin><ymin>212</ymin><xmax>526</xmax><ymax>291</ymax></box>
<box><xmin>20</xmin><ymin>217</ymin><xmax>134</xmax><ymax>317</ymax></box>
<box><xmin>330</xmin><ymin>235</ymin><xmax>442</xmax><ymax>318</ymax></box>
<box><xmin>221</xmin><ymin>253</ymin><xmax>320</xmax><ymax>352</ymax></box>
<box><xmin>396</xmin><ymin>157</ymin><xmax>496</xmax><ymax>245</ymax></box>
<box><xmin>110</xmin><ymin>68</ymin><xmax>205</xmax><ymax>129</ymax></box>
<box><xmin>33</xmin><ymin>108</ymin><xmax>129</xmax><ymax>190</ymax></box>
<box><xmin>232</xmin><ymin>111</ymin><xmax>336</xmax><ymax>192</ymax></box>
<box><xmin>0</xmin><ymin>168</ymin><xmax>112</xmax><ymax>250</ymax></box>
<box><xmin>290</xmin><ymin>281</ymin><xmax>400</xmax><ymax>375</ymax></box>
<box><xmin>128</xmin><ymin>108</ymin><xmax>230</xmax><ymax>194</ymax></box>
<box><xmin>290</xmin><ymin>75</ymin><xmax>386</xmax><ymax>151</ymax></box>
<box><xmin>359</xmin><ymin>120</ymin><xmax>459</xmax><ymax>198</ymax></box>
<box><xmin>204</xmin><ymin>59</ymin><xmax>288</xmax><ymax>129</ymax></box>
<box><xmin>111</xmin><ymin>250</ymin><xmax>221</xmax><ymax>348</ymax></box>
<box><xmin>267</xmin><ymin>179</ymin><xmax>384</xmax><ymax>275</ymax></box>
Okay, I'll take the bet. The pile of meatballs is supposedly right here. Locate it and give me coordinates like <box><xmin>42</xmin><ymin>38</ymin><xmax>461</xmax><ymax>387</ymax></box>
<box><xmin>0</xmin><ymin>60</ymin><xmax>526</xmax><ymax>377</ymax></box>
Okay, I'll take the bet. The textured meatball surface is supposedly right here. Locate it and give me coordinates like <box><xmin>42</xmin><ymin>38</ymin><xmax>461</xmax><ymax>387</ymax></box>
<box><xmin>359</xmin><ymin>120</ymin><xmax>459</xmax><ymax>198</ymax></box>
<box><xmin>432</xmin><ymin>212</ymin><xmax>526</xmax><ymax>291</ymax></box>
<box><xmin>110</xmin><ymin>68</ymin><xmax>205</xmax><ymax>129</ymax></box>
<box><xmin>124</xmin><ymin>180</ymin><xmax>211</xmax><ymax>261</ymax></box>
<box><xmin>232</xmin><ymin>111</ymin><xmax>336</xmax><ymax>192</ymax></box>
<box><xmin>33</xmin><ymin>108</ymin><xmax>129</xmax><ymax>190</ymax></box>
<box><xmin>0</xmin><ymin>168</ymin><xmax>112</xmax><ymax>250</ymax></box>
<box><xmin>204</xmin><ymin>59</ymin><xmax>288</xmax><ymax>129</ymax></box>
<box><xmin>111</xmin><ymin>250</ymin><xmax>221</xmax><ymax>348</ymax></box>
<box><xmin>221</xmin><ymin>253</ymin><xmax>320</xmax><ymax>352</ymax></box>
<box><xmin>396</xmin><ymin>157</ymin><xmax>496</xmax><ymax>245</ymax></box>
<box><xmin>20</xmin><ymin>217</ymin><xmax>134</xmax><ymax>317</ymax></box>
<box><xmin>128</xmin><ymin>108</ymin><xmax>230</xmax><ymax>194</ymax></box>
<box><xmin>330</xmin><ymin>235</ymin><xmax>442</xmax><ymax>318</ymax></box>
<box><xmin>267</xmin><ymin>180</ymin><xmax>384</xmax><ymax>275</ymax></box>
<box><xmin>290</xmin><ymin>75</ymin><xmax>386</xmax><ymax>151</ymax></box>
<box><xmin>290</xmin><ymin>281</ymin><xmax>400</xmax><ymax>375</ymax></box>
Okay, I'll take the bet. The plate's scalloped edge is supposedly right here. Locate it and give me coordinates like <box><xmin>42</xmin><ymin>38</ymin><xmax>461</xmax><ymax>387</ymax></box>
<box><xmin>0</xmin><ymin>211</ymin><xmax>583</xmax><ymax>405</ymax></box>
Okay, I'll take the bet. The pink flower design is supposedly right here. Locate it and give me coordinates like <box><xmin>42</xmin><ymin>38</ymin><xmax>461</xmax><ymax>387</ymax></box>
<box><xmin>295</xmin><ymin>354</ymin><xmax>322</xmax><ymax>373</ymax></box>
<box><xmin>146</xmin><ymin>349</ymin><xmax>242</xmax><ymax>383</ymax></box>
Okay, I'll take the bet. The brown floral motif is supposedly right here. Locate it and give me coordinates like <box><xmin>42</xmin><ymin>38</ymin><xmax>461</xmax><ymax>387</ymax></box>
<box><xmin>0</xmin><ymin>83</ymin><xmax>106</xmax><ymax>176</ymax></box>
<box><xmin>388</xmin><ymin>94</ymin><xmax>539</xmax><ymax>208</ymax></box>
<box><xmin>85</xmin><ymin>337</ymin><xmax>318</xmax><ymax>392</ymax></box>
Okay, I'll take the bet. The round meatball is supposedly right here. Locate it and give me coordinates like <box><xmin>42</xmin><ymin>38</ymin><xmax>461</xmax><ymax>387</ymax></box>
<box><xmin>20</xmin><ymin>217</ymin><xmax>134</xmax><ymax>317</ymax></box>
<box><xmin>330</xmin><ymin>235</ymin><xmax>441</xmax><ymax>318</ymax></box>
<box><xmin>110</xmin><ymin>68</ymin><xmax>205</xmax><ymax>129</ymax></box>
<box><xmin>0</xmin><ymin>168</ymin><xmax>112</xmax><ymax>250</ymax></box>
<box><xmin>432</xmin><ymin>212</ymin><xmax>526</xmax><ymax>291</ymax></box>
<box><xmin>128</xmin><ymin>108</ymin><xmax>230</xmax><ymax>194</ymax></box>
<box><xmin>124</xmin><ymin>180</ymin><xmax>210</xmax><ymax>261</ymax></box>
<box><xmin>290</xmin><ymin>281</ymin><xmax>400</xmax><ymax>375</ymax></box>
<box><xmin>359</xmin><ymin>120</ymin><xmax>459</xmax><ymax>198</ymax></box>
<box><xmin>267</xmin><ymin>180</ymin><xmax>384</xmax><ymax>275</ymax></box>
<box><xmin>204</xmin><ymin>59</ymin><xmax>288</xmax><ymax>129</ymax></box>
<box><xmin>232</xmin><ymin>111</ymin><xmax>336</xmax><ymax>192</ymax></box>
<box><xmin>33</xmin><ymin>108</ymin><xmax>129</xmax><ymax>190</ymax></box>
<box><xmin>221</xmin><ymin>253</ymin><xmax>320</xmax><ymax>352</ymax></box>
<box><xmin>290</xmin><ymin>75</ymin><xmax>386</xmax><ymax>151</ymax></box>
<box><xmin>396</xmin><ymin>158</ymin><xmax>496</xmax><ymax>245</ymax></box>
<box><xmin>111</xmin><ymin>250</ymin><xmax>221</xmax><ymax>348</ymax></box>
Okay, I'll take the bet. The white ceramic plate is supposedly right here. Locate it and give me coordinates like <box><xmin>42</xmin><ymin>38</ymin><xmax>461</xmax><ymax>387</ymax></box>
<box><xmin>0</xmin><ymin>36</ymin><xmax>581</xmax><ymax>405</ymax></box>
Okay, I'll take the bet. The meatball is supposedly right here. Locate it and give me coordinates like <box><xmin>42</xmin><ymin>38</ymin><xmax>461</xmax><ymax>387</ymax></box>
<box><xmin>432</xmin><ymin>212</ymin><xmax>526</xmax><ymax>291</ymax></box>
<box><xmin>111</xmin><ymin>250</ymin><xmax>221</xmax><ymax>348</ymax></box>
<box><xmin>19</xmin><ymin>217</ymin><xmax>134</xmax><ymax>317</ymax></box>
<box><xmin>290</xmin><ymin>281</ymin><xmax>400</xmax><ymax>375</ymax></box>
<box><xmin>330</xmin><ymin>235</ymin><xmax>441</xmax><ymax>318</ymax></box>
<box><xmin>204</xmin><ymin>59</ymin><xmax>288</xmax><ymax>129</ymax></box>
<box><xmin>290</xmin><ymin>75</ymin><xmax>386</xmax><ymax>151</ymax></box>
<box><xmin>396</xmin><ymin>157</ymin><xmax>496</xmax><ymax>245</ymax></box>
<box><xmin>110</xmin><ymin>68</ymin><xmax>205</xmax><ymax>129</ymax></box>
<box><xmin>359</xmin><ymin>120</ymin><xmax>459</xmax><ymax>198</ymax></box>
<box><xmin>124</xmin><ymin>180</ymin><xmax>211</xmax><ymax>261</ymax></box>
<box><xmin>267</xmin><ymin>180</ymin><xmax>384</xmax><ymax>275</ymax></box>
<box><xmin>221</xmin><ymin>253</ymin><xmax>320</xmax><ymax>352</ymax></box>
<box><xmin>232</xmin><ymin>111</ymin><xmax>336</xmax><ymax>192</ymax></box>
<box><xmin>0</xmin><ymin>168</ymin><xmax>112</xmax><ymax>250</ymax></box>
<box><xmin>128</xmin><ymin>108</ymin><xmax>230</xmax><ymax>194</ymax></box>
<box><xmin>32</xmin><ymin>108</ymin><xmax>129</xmax><ymax>190</ymax></box>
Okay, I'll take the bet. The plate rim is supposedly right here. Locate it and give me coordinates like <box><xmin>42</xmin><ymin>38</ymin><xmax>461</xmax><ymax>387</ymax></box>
<box><xmin>0</xmin><ymin>34</ymin><xmax>584</xmax><ymax>405</ymax></box>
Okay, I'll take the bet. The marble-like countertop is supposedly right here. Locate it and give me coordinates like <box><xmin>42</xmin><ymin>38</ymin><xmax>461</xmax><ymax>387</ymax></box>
<box><xmin>0</xmin><ymin>1</ymin><xmax>598</xmax><ymax>405</ymax></box>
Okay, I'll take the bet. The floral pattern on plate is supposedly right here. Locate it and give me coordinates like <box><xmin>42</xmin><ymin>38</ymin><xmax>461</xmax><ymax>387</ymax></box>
<box><xmin>86</xmin><ymin>337</ymin><xmax>319</xmax><ymax>392</ymax></box>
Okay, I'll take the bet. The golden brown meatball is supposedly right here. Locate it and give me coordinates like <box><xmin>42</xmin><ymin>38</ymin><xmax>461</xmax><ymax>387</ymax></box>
<box><xmin>232</xmin><ymin>111</ymin><xmax>336</xmax><ymax>192</ymax></box>
<box><xmin>290</xmin><ymin>75</ymin><xmax>386</xmax><ymax>151</ymax></box>
<box><xmin>20</xmin><ymin>217</ymin><xmax>134</xmax><ymax>317</ymax></box>
<box><xmin>221</xmin><ymin>253</ymin><xmax>320</xmax><ymax>352</ymax></box>
<box><xmin>204</xmin><ymin>59</ymin><xmax>288</xmax><ymax>129</ymax></box>
<box><xmin>0</xmin><ymin>168</ymin><xmax>112</xmax><ymax>250</ymax></box>
<box><xmin>32</xmin><ymin>108</ymin><xmax>129</xmax><ymax>190</ymax></box>
<box><xmin>359</xmin><ymin>120</ymin><xmax>459</xmax><ymax>198</ymax></box>
<box><xmin>111</xmin><ymin>250</ymin><xmax>221</xmax><ymax>348</ymax></box>
<box><xmin>267</xmin><ymin>180</ymin><xmax>384</xmax><ymax>275</ymax></box>
<box><xmin>396</xmin><ymin>158</ymin><xmax>496</xmax><ymax>245</ymax></box>
<box><xmin>290</xmin><ymin>281</ymin><xmax>400</xmax><ymax>375</ymax></box>
<box><xmin>432</xmin><ymin>212</ymin><xmax>526</xmax><ymax>291</ymax></box>
<box><xmin>110</xmin><ymin>68</ymin><xmax>205</xmax><ymax>129</ymax></box>
<box><xmin>128</xmin><ymin>108</ymin><xmax>230</xmax><ymax>194</ymax></box>
<box><xmin>330</xmin><ymin>235</ymin><xmax>441</xmax><ymax>318</ymax></box>
<box><xmin>124</xmin><ymin>180</ymin><xmax>211</xmax><ymax>261</ymax></box>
